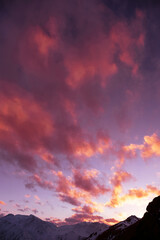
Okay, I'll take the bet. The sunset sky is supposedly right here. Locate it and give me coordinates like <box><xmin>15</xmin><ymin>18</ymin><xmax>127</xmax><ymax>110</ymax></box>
<box><xmin>0</xmin><ymin>0</ymin><xmax>160</xmax><ymax>226</ymax></box>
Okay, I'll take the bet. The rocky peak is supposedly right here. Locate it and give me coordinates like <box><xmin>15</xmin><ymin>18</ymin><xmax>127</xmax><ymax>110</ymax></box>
<box><xmin>146</xmin><ymin>195</ymin><xmax>160</xmax><ymax>216</ymax></box>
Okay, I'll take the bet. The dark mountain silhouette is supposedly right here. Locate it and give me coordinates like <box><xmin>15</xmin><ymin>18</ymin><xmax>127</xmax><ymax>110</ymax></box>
<box><xmin>96</xmin><ymin>195</ymin><xmax>160</xmax><ymax>240</ymax></box>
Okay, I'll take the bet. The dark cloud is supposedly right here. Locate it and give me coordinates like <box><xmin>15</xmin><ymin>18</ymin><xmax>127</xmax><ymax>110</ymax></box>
<box><xmin>25</xmin><ymin>174</ymin><xmax>54</xmax><ymax>190</ymax></box>
<box><xmin>58</xmin><ymin>194</ymin><xmax>81</xmax><ymax>206</ymax></box>
<box><xmin>103</xmin><ymin>0</ymin><xmax>160</xmax><ymax>18</ymax></box>
<box><xmin>73</xmin><ymin>169</ymin><xmax>110</xmax><ymax>196</ymax></box>
<box><xmin>65</xmin><ymin>213</ymin><xmax>105</xmax><ymax>224</ymax></box>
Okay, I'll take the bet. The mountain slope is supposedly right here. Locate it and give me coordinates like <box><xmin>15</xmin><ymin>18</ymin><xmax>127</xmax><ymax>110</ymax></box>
<box><xmin>0</xmin><ymin>214</ymin><xmax>57</xmax><ymax>240</ymax></box>
<box><xmin>96</xmin><ymin>195</ymin><xmax>160</xmax><ymax>240</ymax></box>
<box><xmin>0</xmin><ymin>214</ymin><xmax>109</xmax><ymax>240</ymax></box>
<box><xmin>95</xmin><ymin>215</ymin><xmax>139</xmax><ymax>240</ymax></box>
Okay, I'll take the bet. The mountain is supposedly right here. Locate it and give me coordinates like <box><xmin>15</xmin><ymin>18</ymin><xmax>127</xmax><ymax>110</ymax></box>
<box><xmin>1</xmin><ymin>196</ymin><xmax>160</xmax><ymax>240</ymax></box>
<box><xmin>0</xmin><ymin>214</ymin><xmax>109</xmax><ymax>240</ymax></box>
<box><xmin>0</xmin><ymin>214</ymin><xmax>57</xmax><ymax>240</ymax></box>
<box><xmin>95</xmin><ymin>215</ymin><xmax>139</xmax><ymax>240</ymax></box>
<box><xmin>96</xmin><ymin>195</ymin><xmax>160</xmax><ymax>240</ymax></box>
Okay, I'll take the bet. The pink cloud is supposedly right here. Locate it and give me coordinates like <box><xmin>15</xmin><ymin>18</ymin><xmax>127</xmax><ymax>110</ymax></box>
<box><xmin>0</xmin><ymin>0</ymin><xmax>146</xmax><ymax>179</ymax></box>
<box><xmin>25</xmin><ymin>194</ymin><xmax>31</xmax><ymax>198</ymax></box>
<box><xmin>73</xmin><ymin>169</ymin><xmax>110</xmax><ymax>196</ymax></box>
<box><xmin>25</xmin><ymin>174</ymin><xmax>54</xmax><ymax>190</ymax></box>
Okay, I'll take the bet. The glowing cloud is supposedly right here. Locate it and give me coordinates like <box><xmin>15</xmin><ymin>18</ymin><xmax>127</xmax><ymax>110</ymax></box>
<box><xmin>142</xmin><ymin>133</ymin><xmax>160</xmax><ymax>158</ymax></box>
<box><xmin>106</xmin><ymin>170</ymin><xmax>133</xmax><ymax>207</ymax></box>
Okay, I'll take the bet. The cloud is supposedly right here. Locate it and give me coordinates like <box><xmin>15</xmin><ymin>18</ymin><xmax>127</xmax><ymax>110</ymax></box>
<box><xmin>25</xmin><ymin>194</ymin><xmax>31</xmax><ymax>198</ymax></box>
<box><xmin>52</xmin><ymin>171</ymin><xmax>86</xmax><ymax>206</ymax></box>
<box><xmin>106</xmin><ymin>170</ymin><xmax>133</xmax><ymax>207</ymax></box>
<box><xmin>15</xmin><ymin>203</ymin><xmax>21</xmax><ymax>208</ymax></box>
<box><xmin>105</xmin><ymin>218</ymin><xmax>119</xmax><ymax>224</ymax></box>
<box><xmin>25</xmin><ymin>174</ymin><xmax>54</xmax><ymax>190</ymax></box>
<box><xmin>17</xmin><ymin>206</ymin><xmax>30</xmax><ymax>212</ymax></box>
<box><xmin>72</xmin><ymin>205</ymin><xmax>98</xmax><ymax>214</ymax></box>
<box><xmin>45</xmin><ymin>217</ymin><xmax>65</xmax><ymax>227</ymax></box>
<box><xmin>16</xmin><ymin>205</ymin><xmax>39</xmax><ymax>215</ymax></box>
<box><xmin>0</xmin><ymin>0</ymin><xmax>154</xmax><ymax>222</ymax></box>
<box><xmin>58</xmin><ymin>194</ymin><xmax>81</xmax><ymax>206</ymax></box>
<box><xmin>63</xmin><ymin>204</ymin><xmax>116</xmax><ymax>225</ymax></box>
<box><xmin>52</xmin><ymin>169</ymin><xmax>110</xmax><ymax>207</ymax></box>
<box><xmin>32</xmin><ymin>208</ymin><xmax>38</xmax><ymax>214</ymax></box>
<box><xmin>122</xmin><ymin>133</ymin><xmax>160</xmax><ymax>162</ymax></box>
<box><xmin>142</xmin><ymin>133</ymin><xmax>160</xmax><ymax>158</ymax></box>
<box><xmin>0</xmin><ymin>0</ymin><xmax>146</xmax><ymax>177</ymax></box>
<box><xmin>0</xmin><ymin>201</ymin><xmax>6</xmax><ymax>205</ymax></box>
<box><xmin>107</xmin><ymin>184</ymin><xmax>160</xmax><ymax>208</ymax></box>
<box><xmin>45</xmin><ymin>201</ymin><xmax>109</xmax><ymax>225</ymax></box>
<box><xmin>65</xmin><ymin>213</ymin><xmax>105</xmax><ymax>225</ymax></box>
<box><xmin>34</xmin><ymin>195</ymin><xmax>40</xmax><ymax>201</ymax></box>
<box><xmin>73</xmin><ymin>169</ymin><xmax>110</xmax><ymax>196</ymax></box>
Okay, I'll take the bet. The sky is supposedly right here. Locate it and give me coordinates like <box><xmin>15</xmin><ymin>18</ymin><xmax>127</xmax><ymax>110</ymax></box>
<box><xmin>0</xmin><ymin>0</ymin><xmax>160</xmax><ymax>226</ymax></box>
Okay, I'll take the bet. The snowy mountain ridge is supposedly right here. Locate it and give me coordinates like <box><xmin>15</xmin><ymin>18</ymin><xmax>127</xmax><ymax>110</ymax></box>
<box><xmin>0</xmin><ymin>214</ymin><xmax>109</xmax><ymax>240</ymax></box>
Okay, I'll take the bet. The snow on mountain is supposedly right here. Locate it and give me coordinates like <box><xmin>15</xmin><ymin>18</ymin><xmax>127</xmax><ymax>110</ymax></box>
<box><xmin>110</xmin><ymin>215</ymin><xmax>139</xmax><ymax>230</ymax></box>
<box><xmin>0</xmin><ymin>214</ymin><xmax>57</xmax><ymax>240</ymax></box>
<box><xmin>58</xmin><ymin>222</ymin><xmax>109</xmax><ymax>238</ymax></box>
<box><xmin>95</xmin><ymin>215</ymin><xmax>139</xmax><ymax>240</ymax></box>
<box><xmin>0</xmin><ymin>214</ymin><xmax>109</xmax><ymax>240</ymax></box>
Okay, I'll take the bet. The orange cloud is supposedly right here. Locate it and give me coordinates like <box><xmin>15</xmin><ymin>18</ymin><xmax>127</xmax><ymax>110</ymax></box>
<box><xmin>142</xmin><ymin>133</ymin><xmax>160</xmax><ymax>158</ymax></box>
<box><xmin>0</xmin><ymin>201</ymin><xmax>6</xmax><ymax>205</ymax></box>
<box><xmin>105</xmin><ymin>218</ymin><xmax>119</xmax><ymax>225</ymax></box>
<box><xmin>24</xmin><ymin>194</ymin><xmax>31</xmax><ymax>198</ymax></box>
<box><xmin>106</xmin><ymin>170</ymin><xmax>133</xmax><ymax>207</ymax></box>
<box><xmin>34</xmin><ymin>195</ymin><xmax>40</xmax><ymax>201</ymax></box>
<box><xmin>118</xmin><ymin>133</ymin><xmax>160</xmax><ymax>168</ymax></box>
<box><xmin>146</xmin><ymin>185</ymin><xmax>160</xmax><ymax>195</ymax></box>
<box><xmin>107</xmin><ymin>184</ymin><xmax>160</xmax><ymax>208</ymax></box>
<box><xmin>74</xmin><ymin>133</ymin><xmax>110</xmax><ymax>158</ymax></box>
<box><xmin>119</xmin><ymin>185</ymin><xmax>160</xmax><ymax>204</ymax></box>
<box><xmin>123</xmin><ymin>133</ymin><xmax>160</xmax><ymax>160</ymax></box>
<box><xmin>52</xmin><ymin>169</ymin><xmax>110</xmax><ymax>207</ymax></box>
<box><xmin>72</xmin><ymin>205</ymin><xmax>98</xmax><ymax>215</ymax></box>
<box><xmin>123</xmin><ymin>144</ymin><xmax>144</xmax><ymax>157</ymax></box>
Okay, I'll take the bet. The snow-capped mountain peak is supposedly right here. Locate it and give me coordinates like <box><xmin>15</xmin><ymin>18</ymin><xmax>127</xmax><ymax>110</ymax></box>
<box><xmin>0</xmin><ymin>214</ymin><xmax>109</xmax><ymax>240</ymax></box>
